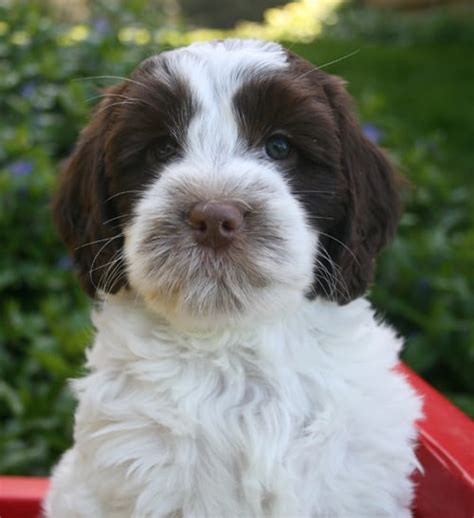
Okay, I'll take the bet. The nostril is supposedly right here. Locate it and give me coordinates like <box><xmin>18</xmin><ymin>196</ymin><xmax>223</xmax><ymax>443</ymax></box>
<box><xmin>221</xmin><ymin>219</ymin><xmax>238</xmax><ymax>233</ymax></box>
<box><xmin>196</xmin><ymin>220</ymin><xmax>207</xmax><ymax>233</ymax></box>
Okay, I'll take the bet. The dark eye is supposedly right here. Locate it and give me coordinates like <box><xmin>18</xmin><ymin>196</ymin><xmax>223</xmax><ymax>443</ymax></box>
<box><xmin>149</xmin><ymin>136</ymin><xmax>179</xmax><ymax>161</ymax></box>
<box><xmin>265</xmin><ymin>134</ymin><xmax>292</xmax><ymax>160</ymax></box>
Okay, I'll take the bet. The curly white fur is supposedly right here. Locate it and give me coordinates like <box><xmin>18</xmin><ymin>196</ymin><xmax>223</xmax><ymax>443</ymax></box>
<box><xmin>45</xmin><ymin>295</ymin><xmax>421</xmax><ymax>518</ymax></box>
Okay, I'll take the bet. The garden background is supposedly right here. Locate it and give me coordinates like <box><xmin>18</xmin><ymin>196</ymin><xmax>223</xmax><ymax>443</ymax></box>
<box><xmin>1</xmin><ymin>0</ymin><xmax>473</xmax><ymax>475</ymax></box>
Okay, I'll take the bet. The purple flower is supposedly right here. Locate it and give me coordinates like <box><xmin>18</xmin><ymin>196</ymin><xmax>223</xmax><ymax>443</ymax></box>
<box><xmin>362</xmin><ymin>123</ymin><xmax>383</xmax><ymax>144</ymax></box>
<box><xmin>92</xmin><ymin>17</ymin><xmax>110</xmax><ymax>35</ymax></box>
<box><xmin>57</xmin><ymin>255</ymin><xmax>73</xmax><ymax>271</ymax></box>
<box><xmin>20</xmin><ymin>82</ymin><xmax>36</xmax><ymax>98</ymax></box>
<box><xmin>9</xmin><ymin>160</ymin><xmax>33</xmax><ymax>177</ymax></box>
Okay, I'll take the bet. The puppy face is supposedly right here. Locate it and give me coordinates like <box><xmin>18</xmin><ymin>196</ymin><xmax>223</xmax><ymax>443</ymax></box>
<box><xmin>53</xmin><ymin>39</ymin><xmax>400</xmax><ymax>325</ymax></box>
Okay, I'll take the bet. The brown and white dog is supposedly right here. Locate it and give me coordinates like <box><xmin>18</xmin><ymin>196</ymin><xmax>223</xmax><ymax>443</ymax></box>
<box><xmin>45</xmin><ymin>39</ymin><xmax>421</xmax><ymax>517</ymax></box>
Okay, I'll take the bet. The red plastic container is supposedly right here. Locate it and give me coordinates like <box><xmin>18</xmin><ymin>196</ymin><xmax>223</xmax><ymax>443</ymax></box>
<box><xmin>0</xmin><ymin>476</ymin><xmax>49</xmax><ymax>518</ymax></box>
<box><xmin>398</xmin><ymin>365</ymin><xmax>474</xmax><ymax>518</ymax></box>
<box><xmin>1</xmin><ymin>365</ymin><xmax>473</xmax><ymax>518</ymax></box>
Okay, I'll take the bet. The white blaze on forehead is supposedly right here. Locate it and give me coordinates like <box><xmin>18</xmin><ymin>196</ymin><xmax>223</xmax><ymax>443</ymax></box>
<box><xmin>164</xmin><ymin>39</ymin><xmax>288</xmax><ymax>86</ymax></box>
<box><xmin>159</xmin><ymin>39</ymin><xmax>289</xmax><ymax>163</ymax></box>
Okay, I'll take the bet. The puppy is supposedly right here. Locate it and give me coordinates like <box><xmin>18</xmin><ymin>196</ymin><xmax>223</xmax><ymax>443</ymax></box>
<box><xmin>45</xmin><ymin>39</ymin><xmax>421</xmax><ymax>518</ymax></box>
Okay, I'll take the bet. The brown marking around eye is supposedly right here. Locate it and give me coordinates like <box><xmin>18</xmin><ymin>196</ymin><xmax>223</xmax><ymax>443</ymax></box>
<box><xmin>53</xmin><ymin>57</ymin><xmax>197</xmax><ymax>297</ymax></box>
<box><xmin>233</xmin><ymin>52</ymin><xmax>401</xmax><ymax>304</ymax></box>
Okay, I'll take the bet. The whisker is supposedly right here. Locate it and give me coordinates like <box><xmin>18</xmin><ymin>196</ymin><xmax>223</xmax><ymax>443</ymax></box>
<box><xmin>317</xmin><ymin>49</ymin><xmax>361</xmax><ymax>70</ymax></box>
<box><xmin>105</xmin><ymin>190</ymin><xmax>143</xmax><ymax>203</ymax></box>
<box><xmin>99</xmin><ymin>252</ymin><xmax>125</xmax><ymax>295</ymax></box>
<box><xmin>75</xmin><ymin>234</ymin><xmax>122</xmax><ymax>251</ymax></box>
<box><xmin>89</xmin><ymin>235</ymin><xmax>123</xmax><ymax>291</ymax></box>
<box><xmin>99</xmin><ymin>271</ymin><xmax>127</xmax><ymax>303</ymax></box>
<box><xmin>295</xmin><ymin>48</ymin><xmax>360</xmax><ymax>82</ymax></box>
<box><xmin>316</xmin><ymin>245</ymin><xmax>350</xmax><ymax>301</ymax></box>
<box><xmin>90</xmin><ymin>255</ymin><xmax>122</xmax><ymax>273</ymax></box>
<box><xmin>313</xmin><ymin>257</ymin><xmax>336</xmax><ymax>299</ymax></box>
<box><xmin>102</xmin><ymin>213</ymin><xmax>134</xmax><ymax>226</ymax></box>
<box><xmin>318</xmin><ymin>231</ymin><xmax>359</xmax><ymax>264</ymax></box>
<box><xmin>95</xmin><ymin>100</ymin><xmax>139</xmax><ymax>115</ymax></box>
<box><xmin>86</xmin><ymin>93</ymin><xmax>151</xmax><ymax>105</ymax></box>
<box><xmin>73</xmin><ymin>75</ymin><xmax>155</xmax><ymax>93</ymax></box>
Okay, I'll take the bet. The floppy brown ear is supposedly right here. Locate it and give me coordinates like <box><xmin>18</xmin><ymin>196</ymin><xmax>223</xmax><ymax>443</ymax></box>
<box><xmin>52</xmin><ymin>82</ymin><xmax>128</xmax><ymax>297</ymax></box>
<box><xmin>320</xmin><ymin>75</ymin><xmax>401</xmax><ymax>304</ymax></box>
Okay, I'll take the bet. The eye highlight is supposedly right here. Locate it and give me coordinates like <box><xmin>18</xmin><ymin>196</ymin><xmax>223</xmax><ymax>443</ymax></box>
<box><xmin>265</xmin><ymin>134</ymin><xmax>292</xmax><ymax>160</ymax></box>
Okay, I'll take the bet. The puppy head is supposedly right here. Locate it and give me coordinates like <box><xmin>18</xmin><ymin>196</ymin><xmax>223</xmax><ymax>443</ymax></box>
<box><xmin>53</xmin><ymin>39</ymin><xmax>400</xmax><ymax>326</ymax></box>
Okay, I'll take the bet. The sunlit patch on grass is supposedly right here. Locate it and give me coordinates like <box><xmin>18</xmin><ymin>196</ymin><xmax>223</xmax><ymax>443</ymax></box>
<box><xmin>118</xmin><ymin>27</ymin><xmax>151</xmax><ymax>45</ymax></box>
<box><xmin>236</xmin><ymin>0</ymin><xmax>342</xmax><ymax>42</ymax></box>
<box><xmin>57</xmin><ymin>24</ymin><xmax>90</xmax><ymax>46</ymax></box>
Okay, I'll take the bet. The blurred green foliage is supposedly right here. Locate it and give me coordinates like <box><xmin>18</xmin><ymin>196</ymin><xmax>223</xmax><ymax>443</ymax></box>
<box><xmin>0</xmin><ymin>1</ymin><xmax>167</xmax><ymax>475</ymax></box>
<box><xmin>1</xmin><ymin>2</ymin><xmax>473</xmax><ymax>475</ymax></box>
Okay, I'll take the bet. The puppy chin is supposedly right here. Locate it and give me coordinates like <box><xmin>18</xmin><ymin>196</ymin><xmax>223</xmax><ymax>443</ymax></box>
<box><xmin>124</xmin><ymin>260</ymin><xmax>312</xmax><ymax>332</ymax></box>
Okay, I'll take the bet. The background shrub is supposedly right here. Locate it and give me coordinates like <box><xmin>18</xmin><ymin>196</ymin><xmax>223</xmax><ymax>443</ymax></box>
<box><xmin>1</xmin><ymin>1</ymin><xmax>473</xmax><ymax>475</ymax></box>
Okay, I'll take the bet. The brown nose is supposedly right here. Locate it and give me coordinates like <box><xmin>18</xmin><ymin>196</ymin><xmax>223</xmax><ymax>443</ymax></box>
<box><xmin>187</xmin><ymin>201</ymin><xmax>244</xmax><ymax>249</ymax></box>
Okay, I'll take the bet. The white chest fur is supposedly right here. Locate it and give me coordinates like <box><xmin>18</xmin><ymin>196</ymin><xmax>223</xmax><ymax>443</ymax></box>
<box><xmin>46</xmin><ymin>297</ymin><xmax>421</xmax><ymax>518</ymax></box>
